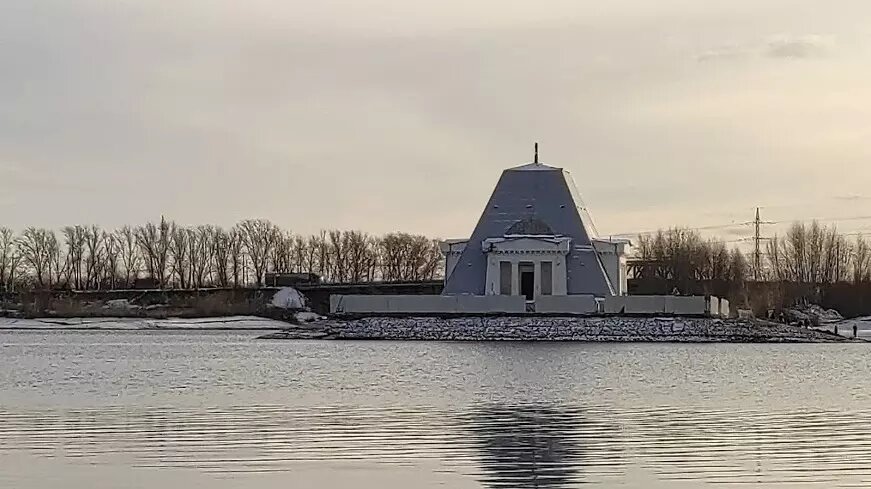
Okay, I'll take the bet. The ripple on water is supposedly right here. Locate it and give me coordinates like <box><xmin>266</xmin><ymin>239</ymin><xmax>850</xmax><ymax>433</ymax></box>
<box><xmin>2</xmin><ymin>404</ymin><xmax>871</xmax><ymax>488</ymax></box>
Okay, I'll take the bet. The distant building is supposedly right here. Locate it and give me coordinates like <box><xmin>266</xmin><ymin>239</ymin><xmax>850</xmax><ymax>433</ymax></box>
<box><xmin>330</xmin><ymin>148</ymin><xmax>727</xmax><ymax>317</ymax></box>
<box><xmin>441</xmin><ymin>148</ymin><xmax>630</xmax><ymax>300</ymax></box>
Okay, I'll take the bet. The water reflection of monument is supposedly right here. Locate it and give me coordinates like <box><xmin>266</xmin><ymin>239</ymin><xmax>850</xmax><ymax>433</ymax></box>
<box><xmin>466</xmin><ymin>405</ymin><xmax>599</xmax><ymax>488</ymax></box>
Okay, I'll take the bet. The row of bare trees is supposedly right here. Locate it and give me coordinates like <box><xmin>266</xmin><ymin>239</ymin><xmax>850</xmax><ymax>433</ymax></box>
<box><xmin>633</xmin><ymin>228</ymin><xmax>749</xmax><ymax>286</ymax></box>
<box><xmin>633</xmin><ymin>222</ymin><xmax>871</xmax><ymax>288</ymax></box>
<box><xmin>767</xmin><ymin>221</ymin><xmax>871</xmax><ymax>285</ymax></box>
<box><xmin>0</xmin><ymin>218</ymin><xmax>443</xmax><ymax>291</ymax></box>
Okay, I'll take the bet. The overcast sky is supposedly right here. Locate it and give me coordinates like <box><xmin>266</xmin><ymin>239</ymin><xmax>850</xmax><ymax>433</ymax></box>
<box><xmin>3</xmin><ymin>0</ymin><xmax>871</xmax><ymax>242</ymax></box>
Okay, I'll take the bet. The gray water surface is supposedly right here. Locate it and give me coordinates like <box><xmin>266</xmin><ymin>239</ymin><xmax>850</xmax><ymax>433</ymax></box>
<box><xmin>2</xmin><ymin>330</ymin><xmax>871</xmax><ymax>488</ymax></box>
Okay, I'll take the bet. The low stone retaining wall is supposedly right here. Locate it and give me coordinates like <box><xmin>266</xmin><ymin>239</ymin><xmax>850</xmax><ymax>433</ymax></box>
<box><xmin>260</xmin><ymin>316</ymin><xmax>851</xmax><ymax>342</ymax></box>
<box><xmin>330</xmin><ymin>294</ymin><xmax>526</xmax><ymax>314</ymax></box>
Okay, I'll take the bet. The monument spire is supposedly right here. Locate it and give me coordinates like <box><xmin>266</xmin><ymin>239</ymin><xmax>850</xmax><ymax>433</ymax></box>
<box><xmin>534</xmin><ymin>142</ymin><xmax>539</xmax><ymax>164</ymax></box>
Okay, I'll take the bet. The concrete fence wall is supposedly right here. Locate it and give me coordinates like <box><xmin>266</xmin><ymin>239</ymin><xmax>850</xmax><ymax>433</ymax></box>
<box><xmin>534</xmin><ymin>295</ymin><xmax>599</xmax><ymax>314</ymax></box>
<box><xmin>330</xmin><ymin>295</ymin><xmax>526</xmax><ymax>314</ymax></box>
<box><xmin>330</xmin><ymin>294</ymin><xmax>727</xmax><ymax>317</ymax></box>
<box><xmin>717</xmin><ymin>298</ymin><xmax>730</xmax><ymax>318</ymax></box>
<box><xmin>604</xmin><ymin>295</ymin><xmax>721</xmax><ymax>316</ymax></box>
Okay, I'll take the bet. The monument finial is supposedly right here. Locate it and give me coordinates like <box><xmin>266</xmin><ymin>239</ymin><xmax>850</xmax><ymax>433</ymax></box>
<box><xmin>534</xmin><ymin>142</ymin><xmax>539</xmax><ymax>164</ymax></box>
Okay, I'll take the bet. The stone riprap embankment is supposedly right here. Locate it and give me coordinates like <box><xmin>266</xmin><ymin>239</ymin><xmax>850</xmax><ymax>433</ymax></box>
<box><xmin>259</xmin><ymin>316</ymin><xmax>853</xmax><ymax>342</ymax></box>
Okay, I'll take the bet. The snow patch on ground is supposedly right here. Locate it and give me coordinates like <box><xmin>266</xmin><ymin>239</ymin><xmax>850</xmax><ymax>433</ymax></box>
<box><xmin>0</xmin><ymin>316</ymin><xmax>288</xmax><ymax>330</ymax></box>
<box><xmin>270</xmin><ymin>287</ymin><xmax>306</xmax><ymax>310</ymax></box>
<box><xmin>785</xmin><ymin>304</ymin><xmax>843</xmax><ymax>325</ymax></box>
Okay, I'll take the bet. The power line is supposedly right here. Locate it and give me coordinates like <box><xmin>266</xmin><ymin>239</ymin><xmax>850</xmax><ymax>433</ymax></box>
<box><xmin>768</xmin><ymin>215</ymin><xmax>871</xmax><ymax>225</ymax></box>
<box><xmin>611</xmin><ymin>214</ymin><xmax>871</xmax><ymax>239</ymax></box>
<box><xmin>611</xmin><ymin>222</ymin><xmax>751</xmax><ymax>237</ymax></box>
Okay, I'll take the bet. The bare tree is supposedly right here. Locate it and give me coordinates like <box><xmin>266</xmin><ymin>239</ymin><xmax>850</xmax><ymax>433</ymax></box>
<box><xmin>170</xmin><ymin>225</ymin><xmax>190</xmax><ymax>289</ymax></box>
<box><xmin>49</xmin><ymin>234</ymin><xmax>67</xmax><ymax>289</ymax></box>
<box><xmin>767</xmin><ymin>222</ymin><xmax>853</xmax><ymax>285</ymax></box>
<box><xmin>292</xmin><ymin>235</ymin><xmax>307</xmax><ymax>274</ymax></box>
<box><xmin>854</xmin><ymin>236</ymin><xmax>871</xmax><ymax>284</ymax></box>
<box><xmin>346</xmin><ymin>231</ymin><xmax>374</xmax><ymax>283</ymax></box>
<box><xmin>136</xmin><ymin>223</ymin><xmax>158</xmax><ymax>285</ymax></box>
<box><xmin>269</xmin><ymin>230</ymin><xmax>294</xmax><ymax>276</ymax></box>
<box><xmin>116</xmin><ymin>226</ymin><xmax>141</xmax><ymax>288</ymax></box>
<box><xmin>378</xmin><ymin>233</ymin><xmax>404</xmax><ymax>282</ymax></box>
<box><xmin>315</xmin><ymin>230</ymin><xmax>330</xmax><ymax>281</ymax></box>
<box><xmin>212</xmin><ymin>227</ymin><xmax>231</xmax><ymax>287</ymax></box>
<box><xmin>63</xmin><ymin>225</ymin><xmax>87</xmax><ymax>289</ymax></box>
<box><xmin>188</xmin><ymin>225</ymin><xmax>215</xmax><ymax>288</ymax></box>
<box><xmin>83</xmin><ymin>226</ymin><xmax>105</xmax><ymax>289</ymax></box>
<box><xmin>0</xmin><ymin>228</ymin><xmax>14</xmax><ymax>290</ymax></box>
<box><xmin>135</xmin><ymin>218</ymin><xmax>173</xmax><ymax>288</ymax></box>
<box><xmin>7</xmin><ymin>250</ymin><xmax>22</xmax><ymax>292</ymax></box>
<box><xmin>17</xmin><ymin>228</ymin><xmax>58</xmax><ymax>289</ymax></box>
<box><xmin>729</xmin><ymin>249</ymin><xmax>749</xmax><ymax>284</ymax></box>
<box><xmin>228</xmin><ymin>226</ymin><xmax>245</xmax><ymax>288</ymax></box>
<box><xmin>328</xmin><ymin>230</ymin><xmax>347</xmax><ymax>283</ymax></box>
<box><xmin>377</xmin><ymin>233</ymin><xmax>442</xmax><ymax>282</ymax></box>
<box><xmin>303</xmin><ymin>235</ymin><xmax>319</xmax><ymax>279</ymax></box>
<box><xmin>635</xmin><ymin>228</ymin><xmax>745</xmax><ymax>293</ymax></box>
<box><xmin>237</xmin><ymin>219</ymin><xmax>279</xmax><ymax>287</ymax></box>
<box><xmin>103</xmin><ymin>231</ymin><xmax>120</xmax><ymax>289</ymax></box>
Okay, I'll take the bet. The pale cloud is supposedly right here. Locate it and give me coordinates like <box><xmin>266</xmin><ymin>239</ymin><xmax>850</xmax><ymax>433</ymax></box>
<box><xmin>765</xmin><ymin>34</ymin><xmax>834</xmax><ymax>58</ymax></box>
<box><xmin>834</xmin><ymin>194</ymin><xmax>871</xmax><ymax>202</ymax></box>
<box><xmin>697</xmin><ymin>34</ymin><xmax>834</xmax><ymax>62</ymax></box>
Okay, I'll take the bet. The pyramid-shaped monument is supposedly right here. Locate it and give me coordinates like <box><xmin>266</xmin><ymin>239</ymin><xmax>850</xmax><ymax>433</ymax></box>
<box><xmin>443</xmin><ymin>150</ymin><xmax>615</xmax><ymax>297</ymax></box>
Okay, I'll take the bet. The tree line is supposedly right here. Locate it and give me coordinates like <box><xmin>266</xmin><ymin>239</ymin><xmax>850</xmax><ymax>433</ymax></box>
<box><xmin>6</xmin><ymin>217</ymin><xmax>864</xmax><ymax>295</ymax></box>
<box><xmin>633</xmin><ymin>221</ymin><xmax>871</xmax><ymax>287</ymax></box>
<box><xmin>631</xmin><ymin>228</ymin><xmax>749</xmax><ymax>294</ymax></box>
<box><xmin>766</xmin><ymin>221</ymin><xmax>871</xmax><ymax>285</ymax></box>
<box><xmin>0</xmin><ymin>218</ymin><xmax>443</xmax><ymax>291</ymax></box>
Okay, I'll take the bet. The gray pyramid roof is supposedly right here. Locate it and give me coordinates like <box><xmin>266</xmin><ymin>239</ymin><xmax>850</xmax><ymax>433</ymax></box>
<box><xmin>506</xmin><ymin>218</ymin><xmax>555</xmax><ymax>236</ymax></box>
<box><xmin>443</xmin><ymin>161</ymin><xmax>614</xmax><ymax>296</ymax></box>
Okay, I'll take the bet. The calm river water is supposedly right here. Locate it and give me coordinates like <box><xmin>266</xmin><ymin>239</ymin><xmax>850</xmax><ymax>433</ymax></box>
<box><xmin>2</xmin><ymin>330</ymin><xmax>871</xmax><ymax>488</ymax></box>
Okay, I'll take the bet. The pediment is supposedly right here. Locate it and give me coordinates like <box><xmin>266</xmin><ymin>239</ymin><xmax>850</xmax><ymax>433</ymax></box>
<box><xmin>482</xmin><ymin>236</ymin><xmax>572</xmax><ymax>254</ymax></box>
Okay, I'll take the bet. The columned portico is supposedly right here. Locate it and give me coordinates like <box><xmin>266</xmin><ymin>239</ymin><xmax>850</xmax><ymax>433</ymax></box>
<box><xmin>482</xmin><ymin>236</ymin><xmax>572</xmax><ymax>297</ymax></box>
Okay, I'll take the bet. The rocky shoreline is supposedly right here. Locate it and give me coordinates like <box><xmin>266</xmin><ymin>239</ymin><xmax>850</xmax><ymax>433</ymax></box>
<box><xmin>259</xmin><ymin>316</ymin><xmax>855</xmax><ymax>342</ymax></box>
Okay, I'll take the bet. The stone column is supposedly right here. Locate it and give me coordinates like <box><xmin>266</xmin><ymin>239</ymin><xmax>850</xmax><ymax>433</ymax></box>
<box><xmin>511</xmin><ymin>260</ymin><xmax>520</xmax><ymax>296</ymax></box>
<box><xmin>534</xmin><ymin>260</ymin><xmax>542</xmax><ymax>298</ymax></box>
<box><xmin>553</xmin><ymin>256</ymin><xmax>568</xmax><ymax>295</ymax></box>
<box><xmin>486</xmin><ymin>256</ymin><xmax>499</xmax><ymax>296</ymax></box>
